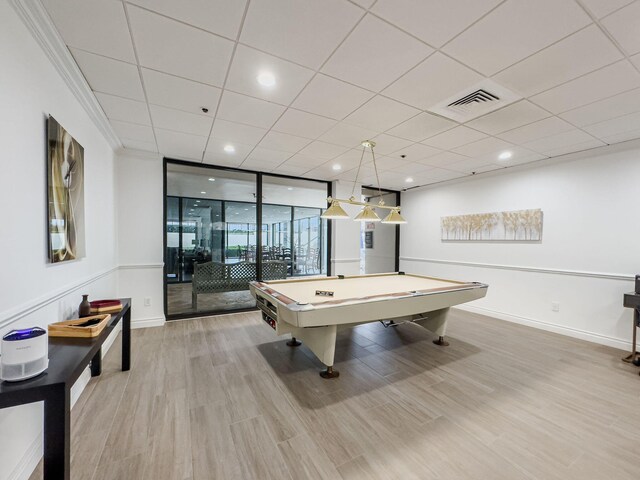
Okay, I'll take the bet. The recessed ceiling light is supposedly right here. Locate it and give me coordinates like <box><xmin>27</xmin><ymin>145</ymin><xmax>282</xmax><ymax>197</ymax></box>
<box><xmin>201</xmin><ymin>191</ymin><xmax>206</xmax><ymax>194</ymax></box>
<box><xmin>208</xmin><ymin>177</ymin><xmax>215</xmax><ymax>182</ymax></box>
<box><xmin>405</xmin><ymin>177</ymin><xmax>414</xmax><ymax>183</ymax></box>
<box><xmin>235</xmin><ymin>212</ymin><xmax>239</xmax><ymax>215</ymax></box>
<box><xmin>224</xmin><ymin>144</ymin><xmax>235</xmax><ymax>153</ymax></box>
<box><xmin>257</xmin><ymin>72</ymin><xmax>276</xmax><ymax>87</ymax></box>
<box><xmin>332</xmin><ymin>164</ymin><xmax>341</xmax><ymax>171</ymax></box>
<box><xmin>498</xmin><ymin>151</ymin><xmax>512</xmax><ymax>160</ymax></box>
<box><xmin>244</xmin><ymin>208</ymin><xmax>249</xmax><ymax>211</ymax></box>
<box><xmin>287</xmin><ymin>187</ymin><xmax>293</xmax><ymax>191</ymax></box>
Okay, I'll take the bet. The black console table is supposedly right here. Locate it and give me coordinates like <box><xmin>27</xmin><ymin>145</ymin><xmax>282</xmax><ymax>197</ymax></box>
<box><xmin>0</xmin><ymin>298</ymin><xmax>131</xmax><ymax>480</ymax></box>
<box><xmin>622</xmin><ymin>292</ymin><xmax>640</xmax><ymax>372</ymax></box>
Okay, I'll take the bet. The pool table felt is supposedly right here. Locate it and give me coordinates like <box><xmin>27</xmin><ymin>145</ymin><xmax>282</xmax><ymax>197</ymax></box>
<box><xmin>260</xmin><ymin>274</ymin><xmax>474</xmax><ymax>306</ymax></box>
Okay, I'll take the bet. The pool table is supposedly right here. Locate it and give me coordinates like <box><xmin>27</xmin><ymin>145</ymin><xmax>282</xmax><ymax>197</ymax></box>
<box><xmin>249</xmin><ymin>272</ymin><xmax>488</xmax><ymax>378</ymax></box>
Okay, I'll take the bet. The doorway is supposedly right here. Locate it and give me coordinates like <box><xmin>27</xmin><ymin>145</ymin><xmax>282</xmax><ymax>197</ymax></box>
<box><xmin>360</xmin><ymin>186</ymin><xmax>400</xmax><ymax>274</ymax></box>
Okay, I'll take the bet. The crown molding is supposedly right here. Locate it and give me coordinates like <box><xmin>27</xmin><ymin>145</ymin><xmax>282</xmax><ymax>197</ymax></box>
<box><xmin>10</xmin><ymin>0</ymin><xmax>122</xmax><ymax>150</ymax></box>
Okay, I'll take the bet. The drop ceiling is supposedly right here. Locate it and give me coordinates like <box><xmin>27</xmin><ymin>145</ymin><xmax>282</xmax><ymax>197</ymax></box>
<box><xmin>41</xmin><ymin>0</ymin><xmax>640</xmax><ymax>190</ymax></box>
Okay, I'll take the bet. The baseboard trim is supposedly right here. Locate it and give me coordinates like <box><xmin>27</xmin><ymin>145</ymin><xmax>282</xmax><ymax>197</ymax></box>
<box><xmin>0</xmin><ymin>266</ymin><xmax>119</xmax><ymax>329</ymax></box>
<box><xmin>132</xmin><ymin>316</ymin><xmax>165</xmax><ymax>329</ymax></box>
<box><xmin>401</xmin><ymin>257</ymin><xmax>634</xmax><ymax>282</ymax></box>
<box><xmin>455</xmin><ymin>304</ymin><xmax>630</xmax><ymax>351</ymax></box>
<box><xmin>8</xmin><ymin>431</ymin><xmax>42</xmax><ymax>480</ymax></box>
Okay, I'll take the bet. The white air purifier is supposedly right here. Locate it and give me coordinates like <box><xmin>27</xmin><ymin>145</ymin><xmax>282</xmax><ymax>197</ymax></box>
<box><xmin>0</xmin><ymin>327</ymin><xmax>49</xmax><ymax>382</ymax></box>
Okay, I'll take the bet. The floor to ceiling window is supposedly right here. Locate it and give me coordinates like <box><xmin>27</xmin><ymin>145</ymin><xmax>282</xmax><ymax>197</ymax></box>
<box><xmin>165</xmin><ymin>161</ymin><xmax>330</xmax><ymax>319</ymax></box>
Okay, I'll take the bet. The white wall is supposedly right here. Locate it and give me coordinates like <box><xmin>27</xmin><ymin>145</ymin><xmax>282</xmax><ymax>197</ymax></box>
<box><xmin>400</xmin><ymin>141</ymin><xmax>640</xmax><ymax>349</ymax></box>
<box><xmin>115</xmin><ymin>152</ymin><xmax>165</xmax><ymax>327</ymax></box>
<box><xmin>330</xmin><ymin>180</ymin><xmax>363</xmax><ymax>275</ymax></box>
<box><xmin>0</xmin><ymin>2</ymin><xmax>119</xmax><ymax>479</ymax></box>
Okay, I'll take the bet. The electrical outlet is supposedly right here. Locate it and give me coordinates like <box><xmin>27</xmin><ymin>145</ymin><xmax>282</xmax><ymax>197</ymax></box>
<box><xmin>144</xmin><ymin>297</ymin><xmax>151</xmax><ymax>307</ymax></box>
<box><xmin>551</xmin><ymin>301</ymin><xmax>560</xmax><ymax>312</ymax></box>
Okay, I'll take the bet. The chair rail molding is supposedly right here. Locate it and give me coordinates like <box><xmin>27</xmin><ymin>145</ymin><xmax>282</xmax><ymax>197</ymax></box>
<box><xmin>332</xmin><ymin>258</ymin><xmax>361</xmax><ymax>264</ymax></box>
<box><xmin>10</xmin><ymin>0</ymin><xmax>121</xmax><ymax>150</ymax></box>
<box><xmin>400</xmin><ymin>257</ymin><xmax>635</xmax><ymax>282</ymax></box>
<box><xmin>0</xmin><ymin>266</ymin><xmax>120</xmax><ymax>330</ymax></box>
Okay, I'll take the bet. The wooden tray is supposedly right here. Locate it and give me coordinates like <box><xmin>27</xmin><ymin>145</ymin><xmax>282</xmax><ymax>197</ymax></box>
<box><xmin>48</xmin><ymin>314</ymin><xmax>111</xmax><ymax>338</ymax></box>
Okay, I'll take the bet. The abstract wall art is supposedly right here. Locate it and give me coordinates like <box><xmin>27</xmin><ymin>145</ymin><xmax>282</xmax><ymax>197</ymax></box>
<box><xmin>441</xmin><ymin>208</ymin><xmax>543</xmax><ymax>242</ymax></box>
<box><xmin>47</xmin><ymin>116</ymin><xmax>85</xmax><ymax>263</ymax></box>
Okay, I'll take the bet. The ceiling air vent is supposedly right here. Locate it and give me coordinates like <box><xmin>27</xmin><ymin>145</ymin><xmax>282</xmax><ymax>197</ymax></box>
<box><xmin>427</xmin><ymin>80</ymin><xmax>521</xmax><ymax>122</ymax></box>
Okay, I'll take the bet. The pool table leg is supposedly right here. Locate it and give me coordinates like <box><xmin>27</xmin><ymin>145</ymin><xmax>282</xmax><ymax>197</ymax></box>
<box><xmin>413</xmin><ymin>307</ymin><xmax>451</xmax><ymax>347</ymax></box>
<box><xmin>286</xmin><ymin>337</ymin><xmax>302</xmax><ymax>347</ymax></box>
<box><xmin>320</xmin><ymin>366</ymin><xmax>339</xmax><ymax>379</ymax></box>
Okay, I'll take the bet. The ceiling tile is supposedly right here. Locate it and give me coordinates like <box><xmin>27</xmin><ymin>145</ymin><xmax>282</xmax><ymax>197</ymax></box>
<box><xmin>258</xmin><ymin>131</ymin><xmax>312</xmax><ymax>153</ymax></box>
<box><xmin>372</xmin><ymin>0</ymin><xmax>501</xmax><ymax>48</ymax></box>
<box><xmin>383</xmin><ymin>52</ymin><xmax>484</xmax><ymax>110</ymax></box>
<box><xmin>590</xmin><ymin>127</ymin><xmax>640</xmax><ymax>145</ymax></box>
<box><xmin>204</xmin><ymin>138</ymin><xmax>253</xmax><ymax>165</ymax></box>
<box><xmin>318</xmin><ymin>123</ymin><xmax>380</xmax><ymax>148</ymax></box>
<box><xmin>579</xmin><ymin>0</ymin><xmax>634</xmax><ymax>18</ymax></box>
<box><xmin>272</xmin><ymin>109</ymin><xmax>337</xmax><ymax>139</ymax></box>
<box><xmin>330</xmin><ymin>148</ymin><xmax>374</xmax><ymax>171</ymax></box>
<box><xmin>225</xmin><ymin>45</ymin><xmax>315</xmax><ymax>105</ymax></box>
<box><xmin>95</xmin><ymin>93</ymin><xmax>150</xmax><ymax>125</ymax></box>
<box><xmin>155</xmin><ymin>128</ymin><xmax>207</xmax><ymax>160</ymax></box>
<box><xmin>321</xmin><ymin>14</ymin><xmax>433</xmax><ymax>91</ymax></box>
<box><xmin>445</xmin><ymin>157</ymin><xmax>496</xmax><ymax>173</ymax></box>
<box><xmin>128</xmin><ymin>5</ymin><xmax>233</xmax><ymax>86</ymax></box>
<box><xmin>149</xmin><ymin>104</ymin><xmax>213</xmax><ymax>136</ymax></box>
<box><xmin>387</xmin><ymin>113</ymin><xmax>457</xmax><ymax>142</ymax></box>
<box><xmin>120</xmin><ymin>138</ymin><xmax>157</xmax><ymax>152</ymax></box>
<box><xmin>418</xmin><ymin>151</ymin><xmax>471</xmax><ymax>168</ymax></box>
<box><xmin>582</xmin><ymin>111</ymin><xmax>640</xmax><ymax>140</ymax></box>
<box><xmin>530</xmin><ymin>61</ymin><xmax>640</xmax><ymax>113</ymax></box>
<box><xmin>371</xmin><ymin>157</ymin><xmax>418</xmax><ymax>173</ymax></box>
<box><xmin>285</xmin><ymin>153</ymin><xmax>328</xmax><ymax>168</ymax></box>
<box><xmin>631</xmin><ymin>53</ymin><xmax>640</xmax><ymax>70</ymax></box>
<box><xmin>559</xmin><ymin>87</ymin><xmax>640</xmax><ymax>127</ymax></box>
<box><xmin>466</xmin><ymin>100</ymin><xmax>550</xmax><ymax>135</ymax></box>
<box><xmin>110</xmin><ymin>120</ymin><xmax>156</xmax><ymax>143</ymax></box>
<box><xmin>539</xmin><ymin>139</ymin><xmax>605</xmax><ymax>157</ymax></box>
<box><xmin>421</xmin><ymin>126</ymin><xmax>487</xmax><ymax>150</ymax></box>
<box><xmin>498</xmin><ymin>116</ymin><xmax>575</xmax><ymax>144</ymax></box>
<box><xmin>211</xmin><ymin>119</ymin><xmax>268</xmax><ymax>146</ymax></box>
<box><xmin>216</xmin><ymin>91</ymin><xmax>286</xmax><ymax>129</ymax></box>
<box><xmin>272</xmin><ymin>163</ymin><xmax>311</xmax><ymax>176</ymax></box>
<box><xmin>298</xmin><ymin>141</ymin><xmax>349</xmax><ymax>159</ymax></box>
<box><xmin>442</xmin><ymin>0</ymin><xmax>591</xmax><ymax>76</ymax></box>
<box><xmin>413</xmin><ymin>167</ymin><xmax>465</xmax><ymax>183</ymax></box>
<box><xmin>522</xmin><ymin>129</ymin><xmax>602</xmax><ymax>154</ymax></box>
<box><xmin>453</xmin><ymin>136</ymin><xmax>513</xmax><ymax>157</ymax></box>
<box><xmin>493</xmin><ymin>25</ymin><xmax>623</xmax><ymax>97</ymax></box>
<box><xmin>141</xmin><ymin>68</ymin><xmax>221</xmax><ymax>115</ymax></box>
<box><xmin>475</xmin><ymin>146</ymin><xmax>544</xmax><ymax>166</ymax></box>
<box><xmin>71</xmin><ymin>49</ymin><xmax>144</xmax><ymax>100</ymax></box>
<box><xmin>369</xmin><ymin>134</ymin><xmax>413</xmax><ymax>155</ymax></box>
<box><xmin>345</xmin><ymin>96</ymin><xmax>420</xmax><ymax>132</ymax></box>
<box><xmin>392</xmin><ymin>143</ymin><xmax>442</xmax><ymax>162</ymax></box>
<box><xmin>127</xmin><ymin>0</ymin><xmax>246</xmax><ymax>39</ymax></box>
<box><xmin>241</xmin><ymin>0</ymin><xmax>362</xmax><ymax>68</ymax></box>
<box><xmin>243</xmin><ymin>147</ymin><xmax>293</xmax><ymax>166</ymax></box>
<box><xmin>292</xmin><ymin>74</ymin><xmax>374</xmax><ymax>120</ymax></box>
<box><xmin>601</xmin><ymin>1</ymin><xmax>640</xmax><ymax>55</ymax></box>
<box><xmin>42</xmin><ymin>0</ymin><xmax>135</xmax><ymax>62</ymax></box>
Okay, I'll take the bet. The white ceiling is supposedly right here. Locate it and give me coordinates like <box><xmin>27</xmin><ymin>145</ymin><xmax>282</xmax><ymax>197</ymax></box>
<box><xmin>42</xmin><ymin>0</ymin><xmax>640</xmax><ymax>190</ymax></box>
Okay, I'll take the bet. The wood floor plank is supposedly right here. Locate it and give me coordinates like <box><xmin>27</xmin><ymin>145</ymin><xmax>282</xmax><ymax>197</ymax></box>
<box><xmin>28</xmin><ymin>308</ymin><xmax>640</xmax><ymax>480</ymax></box>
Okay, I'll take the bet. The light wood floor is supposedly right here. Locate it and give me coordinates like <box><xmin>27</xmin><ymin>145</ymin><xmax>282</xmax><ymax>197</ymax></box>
<box><xmin>30</xmin><ymin>309</ymin><xmax>640</xmax><ymax>480</ymax></box>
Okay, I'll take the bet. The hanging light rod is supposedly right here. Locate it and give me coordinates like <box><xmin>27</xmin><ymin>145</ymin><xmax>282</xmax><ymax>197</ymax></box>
<box><xmin>321</xmin><ymin>139</ymin><xmax>407</xmax><ymax>224</ymax></box>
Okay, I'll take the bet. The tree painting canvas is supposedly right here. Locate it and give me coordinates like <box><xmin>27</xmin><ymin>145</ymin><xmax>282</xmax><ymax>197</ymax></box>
<box><xmin>441</xmin><ymin>209</ymin><xmax>542</xmax><ymax>241</ymax></box>
<box><xmin>47</xmin><ymin>116</ymin><xmax>85</xmax><ymax>263</ymax></box>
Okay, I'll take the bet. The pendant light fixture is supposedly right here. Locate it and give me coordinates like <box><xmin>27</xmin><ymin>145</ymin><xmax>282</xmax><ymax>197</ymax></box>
<box><xmin>321</xmin><ymin>140</ymin><xmax>407</xmax><ymax>224</ymax></box>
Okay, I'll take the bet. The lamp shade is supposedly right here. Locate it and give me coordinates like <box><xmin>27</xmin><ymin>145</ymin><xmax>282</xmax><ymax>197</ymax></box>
<box><xmin>354</xmin><ymin>206</ymin><xmax>381</xmax><ymax>222</ymax></box>
<box><xmin>381</xmin><ymin>209</ymin><xmax>407</xmax><ymax>224</ymax></box>
<box><xmin>321</xmin><ymin>200</ymin><xmax>349</xmax><ymax>219</ymax></box>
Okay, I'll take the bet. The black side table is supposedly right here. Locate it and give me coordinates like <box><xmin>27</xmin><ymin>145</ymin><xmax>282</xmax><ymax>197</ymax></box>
<box><xmin>0</xmin><ymin>299</ymin><xmax>131</xmax><ymax>480</ymax></box>
<box><xmin>622</xmin><ymin>292</ymin><xmax>640</xmax><ymax>372</ymax></box>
